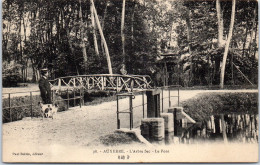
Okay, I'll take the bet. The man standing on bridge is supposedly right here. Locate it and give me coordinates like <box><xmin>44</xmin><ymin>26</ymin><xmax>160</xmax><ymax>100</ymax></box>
<box><xmin>39</xmin><ymin>68</ymin><xmax>52</xmax><ymax>104</ymax></box>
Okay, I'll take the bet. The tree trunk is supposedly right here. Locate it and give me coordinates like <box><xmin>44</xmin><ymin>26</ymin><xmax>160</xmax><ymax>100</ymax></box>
<box><xmin>242</xmin><ymin>22</ymin><xmax>249</xmax><ymax>58</ymax></box>
<box><xmin>131</xmin><ymin>3</ymin><xmax>136</xmax><ymax>48</ymax></box>
<box><xmin>248</xmin><ymin>7</ymin><xmax>257</xmax><ymax>57</ymax></box>
<box><xmin>19</xmin><ymin>9</ymin><xmax>24</xmax><ymax>81</ymax></box>
<box><xmin>185</xmin><ymin>9</ymin><xmax>193</xmax><ymax>86</ymax></box>
<box><xmin>79</xmin><ymin>0</ymin><xmax>88</xmax><ymax>70</ymax></box>
<box><xmin>91</xmin><ymin>4</ymin><xmax>99</xmax><ymax>56</ymax></box>
<box><xmin>90</xmin><ymin>0</ymin><xmax>113</xmax><ymax>74</ymax></box>
<box><xmin>220</xmin><ymin>0</ymin><xmax>236</xmax><ymax>89</ymax></box>
<box><xmin>216</xmin><ymin>0</ymin><xmax>225</xmax><ymax>48</ymax></box>
<box><xmin>121</xmin><ymin>0</ymin><xmax>126</xmax><ymax>64</ymax></box>
<box><xmin>100</xmin><ymin>1</ymin><xmax>108</xmax><ymax>56</ymax></box>
<box><xmin>253</xmin><ymin>21</ymin><xmax>258</xmax><ymax>58</ymax></box>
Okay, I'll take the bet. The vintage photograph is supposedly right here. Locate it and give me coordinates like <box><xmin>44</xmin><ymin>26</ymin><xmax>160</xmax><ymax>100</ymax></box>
<box><xmin>2</xmin><ymin>0</ymin><xmax>258</xmax><ymax>163</ymax></box>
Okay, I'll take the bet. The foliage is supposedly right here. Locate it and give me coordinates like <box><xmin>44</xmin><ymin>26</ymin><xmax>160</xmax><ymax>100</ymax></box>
<box><xmin>2</xmin><ymin>61</ymin><xmax>22</xmax><ymax>87</ymax></box>
<box><xmin>2</xmin><ymin>0</ymin><xmax>258</xmax><ymax>87</ymax></box>
<box><xmin>2</xmin><ymin>94</ymin><xmax>67</xmax><ymax>123</ymax></box>
<box><xmin>181</xmin><ymin>92</ymin><xmax>258</xmax><ymax>121</ymax></box>
<box><xmin>88</xmin><ymin>132</ymin><xmax>142</xmax><ymax>146</ymax></box>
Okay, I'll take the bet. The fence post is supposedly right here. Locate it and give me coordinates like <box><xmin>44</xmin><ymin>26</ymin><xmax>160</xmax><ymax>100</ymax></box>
<box><xmin>130</xmin><ymin>78</ymin><xmax>134</xmax><ymax>92</ymax></box>
<box><xmin>67</xmin><ymin>89</ymin><xmax>69</xmax><ymax>109</ymax></box>
<box><xmin>162</xmin><ymin>88</ymin><xmax>164</xmax><ymax>112</ymax></box>
<box><xmin>142</xmin><ymin>91</ymin><xmax>145</xmax><ymax>118</ymax></box>
<box><xmin>30</xmin><ymin>92</ymin><xmax>33</xmax><ymax>118</ymax></box>
<box><xmin>129</xmin><ymin>95</ymin><xmax>133</xmax><ymax>130</ymax></box>
<box><xmin>82</xmin><ymin>88</ymin><xmax>85</xmax><ymax>105</ymax></box>
<box><xmin>58</xmin><ymin>78</ymin><xmax>61</xmax><ymax>93</ymax></box>
<box><xmin>116</xmin><ymin>76</ymin><xmax>119</xmax><ymax>93</ymax></box>
<box><xmin>73</xmin><ymin>78</ymin><xmax>76</xmax><ymax>87</ymax></box>
<box><xmin>117</xmin><ymin>95</ymin><xmax>120</xmax><ymax>129</ymax></box>
<box><xmin>73</xmin><ymin>88</ymin><xmax>76</xmax><ymax>107</ymax></box>
<box><xmin>178</xmin><ymin>86</ymin><xmax>180</xmax><ymax>106</ymax></box>
<box><xmin>101</xmin><ymin>76</ymin><xmax>104</xmax><ymax>90</ymax></box>
<box><xmin>168</xmin><ymin>87</ymin><xmax>171</xmax><ymax>107</ymax></box>
<box><xmin>79</xmin><ymin>88</ymin><xmax>82</xmax><ymax>108</ymax></box>
<box><xmin>87</xmin><ymin>77</ymin><xmax>90</xmax><ymax>89</ymax></box>
<box><xmin>9</xmin><ymin>93</ymin><xmax>12</xmax><ymax>122</ymax></box>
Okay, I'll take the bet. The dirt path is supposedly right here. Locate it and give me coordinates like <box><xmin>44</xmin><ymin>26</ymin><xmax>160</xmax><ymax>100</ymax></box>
<box><xmin>2</xmin><ymin>89</ymin><xmax>257</xmax><ymax>162</ymax></box>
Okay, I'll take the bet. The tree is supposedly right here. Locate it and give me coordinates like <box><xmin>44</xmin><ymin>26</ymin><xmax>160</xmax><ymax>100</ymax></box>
<box><xmin>90</xmin><ymin>0</ymin><xmax>113</xmax><ymax>74</ymax></box>
<box><xmin>220</xmin><ymin>0</ymin><xmax>236</xmax><ymax>88</ymax></box>
<box><xmin>121</xmin><ymin>0</ymin><xmax>126</xmax><ymax>64</ymax></box>
<box><xmin>79</xmin><ymin>0</ymin><xmax>88</xmax><ymax>71</ymax></box>
<box><xmin>216</xmin><ymin>0</ymin><xmax>225</xmax><ymax>48</ymax></box>
<box><xmin>90</xmin><ymin>3</ymin><xmax>99</xmax><ymax>56</ymax></box>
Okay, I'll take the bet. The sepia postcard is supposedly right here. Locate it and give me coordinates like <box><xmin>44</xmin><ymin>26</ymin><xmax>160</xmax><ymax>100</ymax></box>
<box><xmin>2</xmin><ymin>0</ymin><xmax>259</xmax><ymax>163</ymax></box>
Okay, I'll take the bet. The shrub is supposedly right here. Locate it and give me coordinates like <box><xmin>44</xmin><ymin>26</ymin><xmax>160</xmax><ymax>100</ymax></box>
<box><xmin>2</xmin><ymin>94</ymin><xmax>67</xmax><ymax>123</ymax></box>
<box><xmin>2</xmin><ymin>61</ymin><xmax>22</xmax><ymax>87</ymax></box>
<box><xmin>181</xmin><ymin>92</ymin><xmax>258</xmax><ymax>122</ymax></box>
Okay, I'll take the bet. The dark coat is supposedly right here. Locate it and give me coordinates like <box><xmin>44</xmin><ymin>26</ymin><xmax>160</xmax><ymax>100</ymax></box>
<box><xmin>39</xmin><ymin>77</ymin><xmax>52</xmax><ymax>104</ymax></box>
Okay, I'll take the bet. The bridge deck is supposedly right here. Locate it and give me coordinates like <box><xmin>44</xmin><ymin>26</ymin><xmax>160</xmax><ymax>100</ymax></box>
<box><xmin>50</xmin><ymin>74</ymin><xmax>153</xmax><ymax>92</ymax></box>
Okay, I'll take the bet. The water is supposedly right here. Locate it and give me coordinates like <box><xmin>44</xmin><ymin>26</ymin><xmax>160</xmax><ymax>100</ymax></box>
<box><xmin>163</xmin><ymin>113</ymin><xmax>258</xmax><ymax>145</ymax></box>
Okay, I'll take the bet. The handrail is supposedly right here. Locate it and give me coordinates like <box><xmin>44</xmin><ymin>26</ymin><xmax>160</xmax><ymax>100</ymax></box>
<box><xmin>2</xmin><ymin>88</ymin><xmax>84</xmax><ymax>123</ymax></box>
<box><xmin>116</xmin><ymin>85</ymin><xmax>181</xmax><ymax>129</ymax></box>
<box><xmin>49</xmin><ymin>74</ymin><xmax>153</xmax><ymax>93</ymax></box>
<box><xmin>50</xmin><ymin>74</ymin><xmax>152</xmax><ymax>81</ymax></box>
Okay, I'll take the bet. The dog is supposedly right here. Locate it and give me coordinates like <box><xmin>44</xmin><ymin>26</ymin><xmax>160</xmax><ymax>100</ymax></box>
<box><xmin>38</xmin><ymin>102</ymin><xmax>59</xmax><ymax>119</ymax></box>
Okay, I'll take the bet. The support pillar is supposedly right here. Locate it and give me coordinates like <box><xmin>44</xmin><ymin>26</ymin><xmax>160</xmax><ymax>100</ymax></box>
<box><xmin>160</xmin><ymin>113</ymin><xmax>174</xmax><ymax>133</ymax></box>
<box><xmin>140</xmin><ymin>118</ymin><xmax>164</xmax><ymax>143</ymax></box>
<box><xmin>146</xmin><ymin>89</ymin><xmax>161</xmax><ymax>118</ymax></box>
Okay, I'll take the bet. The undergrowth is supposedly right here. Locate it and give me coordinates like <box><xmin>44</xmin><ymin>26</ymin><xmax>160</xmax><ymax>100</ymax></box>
<box><xmin>2</xmin><ymin>95</ymin><xmax>67</xmax><ymax>123</ymax></box>
<box><xmin>181</xmin><ymin>92</ymin><xmax>258</xmax><ymax>122</ymax></box>
<box><xmin>88</xmin><ymin>132</ymin><xmax>141</xmax><ymax>147</ymax></box>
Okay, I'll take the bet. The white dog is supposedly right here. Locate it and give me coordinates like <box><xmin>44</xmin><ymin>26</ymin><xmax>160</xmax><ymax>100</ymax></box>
<box><xmin>38</xmin><ymin>102</ymin><xmax>59</xmax><ymax>119</ymax></box>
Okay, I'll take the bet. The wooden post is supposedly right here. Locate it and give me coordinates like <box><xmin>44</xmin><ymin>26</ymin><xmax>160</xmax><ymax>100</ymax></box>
<box><xmin>30</xmin><ymin>92</ymin><xmax>33</xmax><ymax>118</ymax></box>
<box><xmin>87</xmin><ymin>77</ymin><xmax>90</xmax><ymax>89</ymax></box>
<box><xmin>58</xmin><ymin>79</ymin><xmax>61</xmax><ymax>92</ymax></box>
<box><xmin>116</xmin><ymin>76</ymin><xmax>119</xmax><ymax>92</ymax></box>
<box><xmin>129</xmin><ymin>96</ymin><xmax>133</xmax><ymax>129</ymax></box>
<box><xmin>130</xmin><ymin>78</ymin><xmax>134</xmax><ymax>92</ymax></box>
<box><xmin>79</xmin><ymin>88</ymin><xmax>82</xmax><ymax>108</ymax></box>
<box><xmin>67</xmin><ymin>89</ymin><xmax>69</xmax><ymax>109</ymax></box>
<box><xmin>162</xmin><ymin>89</ymin><xmax>164</xmax><ymax>112</ymax></box>
<box><xmin>168</xmin><ymin>87</ymin><xmax>171</xmax><ymax>107</ymax></box>
<box><xmin>82</xmin><ymin>88</ymin><xmax>85</xmax><ymax>106</ymax></box>
<box><xmin>73</xmin><ymin>88</ymin><xmax>76</xmax><ymax>107</ymax></box>
<box><xmin>142</xmin><ymin>91</ymin><xmax>145</xmax><ymax>118</ymax></box>
<box><xmin>73</xmin><ymin>78</ymin><xmax>76</xmax><ymax>87</ymax></box>
<box><xmin>117</xmin><ymin>95</ymin><xmax>120</xmax><ymax>129</ymax></box>
<box><xmin>101</xmin><ymin>76</ymin><xmax>104</xmax><ymax>90</ymax></box>
<box><xmin>103</xmin><ymin>76</ymin><xmax>106</xmax><ymax>88</ymax></box>
<box><xmin>178</xmin><ymin>86</ymin><xmax>180</xmax><ymax>106</ymax></box>
<box><xmin>9</xmin><ymin>93</ymin><xmax>12</xmax><ymax>122</ymax></box>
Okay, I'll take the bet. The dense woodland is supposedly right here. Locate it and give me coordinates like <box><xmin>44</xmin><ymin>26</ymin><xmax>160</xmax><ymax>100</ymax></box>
<box><xmin>2</xmin><ymin>0</ymin><xmax>258</xmax><ymax>87</ymax></box>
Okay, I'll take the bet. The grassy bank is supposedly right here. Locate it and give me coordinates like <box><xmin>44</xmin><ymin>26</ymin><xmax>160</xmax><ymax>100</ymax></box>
<box><xmin>181</xmin><ymin>92</ymin><xmax>258</xmax><ymax>122</ymax></box>
<box><xmin>2</xmin><ymin>95</ymin><xmax>67</xmax><ymax>123</ymax></box>
<box><xmin>2</xmin><ymin>90</ymin><xmax>120</xmax><ymax>123</ymax></box>
<box><xmin>178</xmin><ymin>85</ymin><xmax>258</xmax><ymax>90</ymax></box>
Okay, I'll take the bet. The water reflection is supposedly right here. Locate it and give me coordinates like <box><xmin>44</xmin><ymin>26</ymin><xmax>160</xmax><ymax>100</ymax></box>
<box><xmin>177</xmin><ymin>114</ymin><xmax>259</xmax><ymax>144</ymax></box>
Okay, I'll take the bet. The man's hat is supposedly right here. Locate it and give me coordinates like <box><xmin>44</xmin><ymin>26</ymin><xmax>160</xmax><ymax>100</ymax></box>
<box><xmin>40</xmin><ymin>68</ymin><xmax>48</xmax><ymax>74</ymax></box>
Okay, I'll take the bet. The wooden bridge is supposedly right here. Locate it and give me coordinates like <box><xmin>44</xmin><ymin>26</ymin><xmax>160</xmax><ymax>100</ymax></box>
<box><xmin>49</xmin><ymin>74</ymin><xmax>153</xmax><ymax>92</ymax></box>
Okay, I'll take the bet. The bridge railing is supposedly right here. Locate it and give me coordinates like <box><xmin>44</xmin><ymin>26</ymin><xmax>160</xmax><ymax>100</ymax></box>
<box><xmin>49</xmin><ymin>74</ymin><xmax>153</xmax><ymax>92</ymax></box>
<box><xmin>2</xmin><ymin>88</ymin><xmax>84</xmax><ymax>123</ymax></box>
<box><xmin>116</xmin><ymin>85</ymin><xmax>181</xmax><ymax>130</ymax></box>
